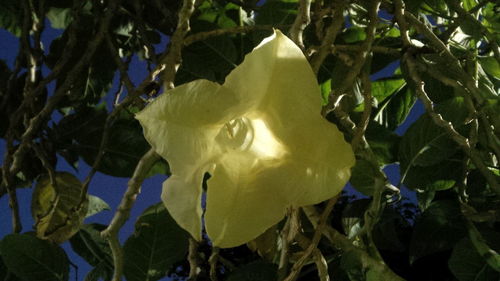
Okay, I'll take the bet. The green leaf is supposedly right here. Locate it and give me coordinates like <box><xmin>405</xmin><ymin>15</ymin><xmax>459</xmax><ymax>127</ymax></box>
<box><xmin>255</xmin><ymin>0</ymin><xmax>297</xmax><ymax>26</ymax></box>
<box><xmin>226</xmin><ymin>261</ymin><xmax>278</xmax><ymax>281</ymax></box>
<box><xmin>372</xmin><ymin>78</ymin><xmax>406</xmax><ymax>103</ymax></box>
<box><xmin>402</xmin><ymin>156</ymin><xmax>463</xmax><ymax>191</ymax></box>
<box><xmin>372</xmin><ymin>208</ymin><xmax>407</xmax><ymax>252</ymax></box>
<box><xmin>46</xmin><ymin>28</ymin><xmax>116</xmax><ymax>107</ymax></box>
<box><xmin>0</xmin><ymin>0</ymin><xmax>22</xmax><ymax>36</ymax></box>
<box><xmin>423</xmin><ymin>0</ymin><xmax>448</xmax><ymax>15</ymax></box>
<box><xmin>374</xmin><ymin>84</ymin><xmax>417</xmax><ymax>131</ymax></box>
<box><xmin>399</xmin><ymin>114</ymin><xmax>458</xmax><ymax>174</ymax></box>
<box><xmin>341</xmin><ymin>249</ymin><xmax>386</xmax><ymax>281</ymax></box>
<box><xmin>399</xmin><ymin>98</ymin><xmax>469</xmax><ymax>190</ymax></box>
<box><xmin>0</xmin><ymin>256</ymin><xmax>8</xmax><ymax>280</ymax></box>
<box><xmin>0</xmin><ymin>234</ymin><xmax>69</xmax><ymax>281</ymax></box>
<box><xmin>69</xmin><ymin>224</ymin><xmax>113</xmax><ymax>281</ymax></box>
<box><xmin>320</xmin><ymin>79</ymin><xmax>331</xmax><ymax>106</ymax></box>
<box><xmin>177</xmin><ymin>20</ymin><xmax>237</xmax><ymax>84</ymax></box>
<box><xmin>31</xmin><ymin>172</ymin><xmax>88</xmax><ymax>243</ymax></box>
<box><xmin>342</xmin><ymin>27</ymin><xmax>367</xmax><ymax>43</ymax></box>
<box><xmin>405</xmin><ymin>0</ymin><xmax>425</xmax><ymax>13</ymax></box>
<box><xmin>123</xmin><ymin>203</ymin><xmax>189</xmax><ymax>281</ymax></box>
<box><xmin>483</xmin><ymin>3</ymin><xmax>500</xmax><ymax>38</ymax></box>
<box><xmin>350</xmin><ymin>159</ymin><xmax>378</xmax><ymax>196</ymax></box>
<box><xmin>449</xmin><ymin>236</ymin><xmax>500</xmax><ymax>281</ymax></box>
<box><xmin>53</xmin><ymin>106</ymin><xmax>167</xmax><ymax>177</ymax></box>
<box><xmin>46</xmin><ymin>7</ymin><xmax>73</xmax><ymax>29</ymax></box>
<box><xmin>341</xmin><ymin>199</ymin><xmax>370</xmax><ymax>238</ymax></box>
<box><xmin>85</xmin><ymin>195</ymin><xmax>110</xmax><ymax>218</ymax></box>
<box><xmin>365</xmin><ymin>121</ymin><xmax>401</xmax><ymax>164</ymax></box>
<box><xmin>418</xmin><ymin>72</ymin><xmax>456</xmax><ymax>103</ymax></box>
<box><xmin>409</xmin><ymin>200</ymin><xmax>466</xmax><ymax>263</ymax></box>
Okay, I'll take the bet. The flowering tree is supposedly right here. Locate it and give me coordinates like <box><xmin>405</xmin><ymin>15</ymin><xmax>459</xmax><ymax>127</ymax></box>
<box><xmin>0</xmin><ymin>0</ymin><xmax>499</xmax><ymax>281</ymax></box>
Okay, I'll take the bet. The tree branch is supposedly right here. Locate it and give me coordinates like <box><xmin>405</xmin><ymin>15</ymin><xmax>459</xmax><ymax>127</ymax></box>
<box><xmin>303</xmin><ymin>206</ymin><xmax>405</xmax><ymax>281</ymax></box>
<box><xmin>183</xmin><ymin>25</ymin><xmax>276</xmax><ymax>46</ymax></box>
<box><xmin>161</xmin><ymin>0</ymin><xmax>196</xmax><ymax>89</ymax></box>
<box><xmin>394</xmin><ymin>1</ymin><xmax>500</xmax><ymax>196</ymax></box>
<box><xmin>101</xmin><ymin>149</ymin><xmax>160</xmax><ymax>281</ymax></box>
<box><xmin>283</xmin><ymin>197</ymin><xmax>337</xmax><ymax>281</ymax></box>
<box><xmin>289</xmin><ymin>0</ymin><xmax>311</xmax><ymax>49</ymax></box>
<box><xmin>321</xmin><ymin>0</ymin><xmax>380</xmax><ymax>116</ymax></box>
<box><xmin>310</xmin><ymin>0</ymin><xmax>347</xmax><ymax>74</ymax></box>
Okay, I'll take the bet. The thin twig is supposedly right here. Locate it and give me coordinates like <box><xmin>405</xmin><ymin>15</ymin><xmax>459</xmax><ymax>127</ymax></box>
<box><xmin>187</xmin><ymin>238</ymin><xmax>199</xmax><ymax>281</ymax></box>
<box><xmin>405</xmin><ymin>55</ymin><xmax>500</xmax><ymax>195</ymax></box>
<box><xmin>333</xmin><ymin>44</ymin><xmax>401</xmax><ymax>56</ymax></box>
<box><xmin>303</xmin><ymin>207</ymin><xmax>405</xmax><ymax>281</ymax></box>
<box><xmin>283</xmin><ymin>197</ymin><xmax>337</xmax><ymax>281</ymax></box>
<box><xmin>445</xmin><ymin>0</ymin><xmax>500</xmax><ymax>62</ymax></box>
<box><xmin>394</xmin><ymin>2</ymin><xmax>500</xmax><ymax>195</ymax></box>
<box><xmin>183</xmin><ymin>25</ymin><xmax>276</xmax><ymax>46</ymax></box>
<box><xmin>351</xmin><ymin>68</ymin><xmax>373</xmax><ymax>150</ymax></box>
<box><xmin>321</xmin><ymin>0</ymin><xmax>381</xmax><ymax>116</ymax></box>
<box><xmin>209</xmin><ymin>247</ymin><xmax>219</xmax><ymax>281</ymax></box>
<box><xmin>161</xmin><ymin>0</ymin><xmax>196</xmax><ymax>89</ymax></box>
<box><xmin>133</xmin><ymin>0</ymin><xmax>158</xmax><ymax>64</ymax></box>
<box><xmin>7</xmin><ymin>0</ymin><xmax>119</xmax><ymax>181</ymax></box>
<box><xmin>310</xmin><ymin>1</ymin><xmax>346</xmax><ymax>74</ymax></box>
<box><xmin>294</xmin><ymin>233</ymin><xmax>330</xmax><ymax>281</ymax></box>
<box><xmin>289</xmin><ymin>0</ymin><xmax>311</xmax><ymax>49</ymax></box>
<box><xmin>278</xmin><ymin>209</ymin><xmax>299</xmax><ymax>280</ymax></box>
<box><xmin>101</xmin><ymin>149</ymin><xmax>160</xmax><ymax>281</ymax></box>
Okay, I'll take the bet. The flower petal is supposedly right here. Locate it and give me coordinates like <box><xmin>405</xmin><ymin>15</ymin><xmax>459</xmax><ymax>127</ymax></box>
<box><xmin>205</xmin><ymin>151</ymin><xmax>290</xmax><ymax>248</ymax></box>
<box><xmin>204</xmin><ymin>118</ymin><xmax>354</xmax><ymax>248</ymax></box>
<box><xmin>135</xmin><ymin>79</ymin><xmax>238</xmax><ymax>173</ymax></box>
<box><xmin>136</xmin><ymin>79</ymin><xmax>241</xmax><ymax>240</ymax></box>
<box><xmin>223</xmin><ymin>30</ymin><xmax>321</xmax><ymax>114</ymax></box>
<box><xmin>161</xmin><ymin>171</ymin><xmax>205</xmax><ymax>241</ymax></box>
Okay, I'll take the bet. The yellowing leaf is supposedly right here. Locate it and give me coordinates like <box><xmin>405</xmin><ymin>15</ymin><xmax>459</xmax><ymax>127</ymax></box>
<box><xmin>136</xmin><ymin>30</ymin><xmax>355</xmax><ymax>248</ymax></box>
<box><xmin>31</xmin><ymin>172</ymin><xmax>88</xmax><ymax>243</ymax></box>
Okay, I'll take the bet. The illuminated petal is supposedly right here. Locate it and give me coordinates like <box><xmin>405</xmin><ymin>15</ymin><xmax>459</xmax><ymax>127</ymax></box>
<box><xmin>136</xmin><ymin>79</ymin><xmax>239</xmax><ymax>239</ymax></box>
<box><xmin>137</xmin><ymin>30</ymin><xmax>355</xmax><ymax>248</ymax></box>
<box><xmin>205</xmin><ymin>118</ymin><xmax>353</xmax><ymax>248</ymax></box>
<box><xmin>205</xmin><ymin>151</ymin><xmax>290</xmax><ymax>248</ymax></box>
<box><xmin>224</xmin><ymin>30</ymin><xmax>320</xmax><ymax>114</ymax></box>
<box><xmin>136</xmin><ymin>79</ymin><xmax>237</xmax><ymax>173</ymax></box>
<box><xmin>161</xmin><ymin>171</ymin><xmax>205</xmax><ymax>241</ymax></box>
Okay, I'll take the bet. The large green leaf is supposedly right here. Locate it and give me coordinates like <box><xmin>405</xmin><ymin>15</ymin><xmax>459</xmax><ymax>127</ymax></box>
<box><xmin>0</xmin><ymin>234</ymin><xmax>69</xmax><ymax>281</ymax></box>
<box><xmin>177</xmin><ymin>20</ymin><xmax>238</xmax><ymax>84</ymax></box>
<box><xmin>374</xmin><ymin>84</ymin><xmax>417</xmax><ymax>131</ymax></box>
<box><xmin>449</xmin><ymin>234</ymin><xmax>500</xmax><ymax>281</ymax></box>
<box><xmin>350</xmin><ymin>159</ymin><xmax>378</xmax><ymax>196</ymax></box>
<box><xmin>365</xmin><ymin>122</ymin><xmax>401</xmax><ymax>164</ymax></box>
<box><xmin>31</xmin><ymin>172</ymin><xmax>88</xmax><ymax>243</ymax></box>
<box><xmin>409</xmin><ymin>200</ymin><xmax>466</xmax><ymax>263</ymax></box>
<box><xmin>399</xmin><ymin>114</ymin><xmax>458</xmax><ymax>181</ymax></box>
<box><xmin>226</xmin><ymin>261</ymin><xmax>278</xmax><ymax>281</ymax></box>
<box><xmin>52</xmin><ymin>106</ymin><xmax>168</xmax><ymax>177</ymax></box>
<box><xmin>69</xmin><ymin>224</ymin><xmax>113</xmax><ymax>281</ymax></box>
<box><xmin>46</xmin><ymin>7</ymin><xmax>73</xmax><ymax>29</ymax></box>
<box><xmin>0</xmin><ymin>0</ymin><xmax>22</xmax><ymax>36</ymax></box>
<box><xmin>123</xmin><ymin>203</ymin><xmax>189</xmax><ymax>281</ymax></box>
<box><xmin>255</xmin><ymin>0</ymin><xmax>297</xmax><ymax>26</ymax></box>
<box><xmin>46</xmin><ymin>26</ymin><xmax>116</xmax><ymax>107</ymax></box>
<box><xmin>402</xmin><ymin>155</ymin><xmax>463</xmax><ymax>191</ymax></box>
<box><xmin>399</xmin><ymin>98</ymin><xmax>469</xmax><ymax>190</ymax></box>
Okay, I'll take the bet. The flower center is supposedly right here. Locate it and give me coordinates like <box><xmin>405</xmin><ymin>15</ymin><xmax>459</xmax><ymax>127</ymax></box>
<box><xmin>218</xmin><ymin>117</ymin><xmax>286</xmax><ymax>159</ymax></box>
